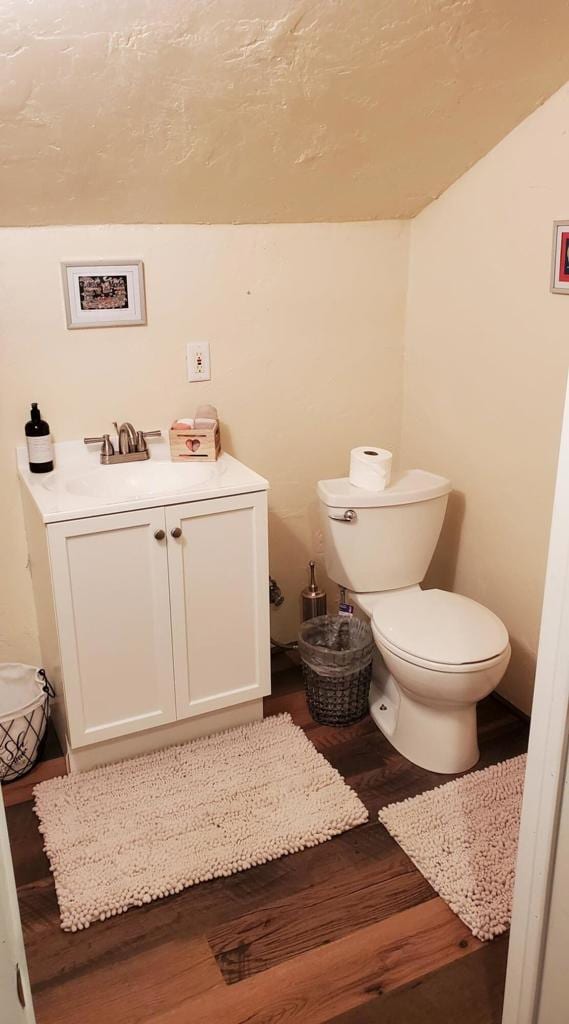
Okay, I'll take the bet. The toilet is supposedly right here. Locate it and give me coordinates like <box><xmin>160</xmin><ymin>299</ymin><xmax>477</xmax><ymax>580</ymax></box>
<box><xmin>317</xmin><ymin>469</ymin><xmax>511</xmax><ymax>774</ymax></box>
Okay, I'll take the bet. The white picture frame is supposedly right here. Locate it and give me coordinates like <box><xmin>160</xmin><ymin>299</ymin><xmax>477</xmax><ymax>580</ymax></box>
<box><xmin>61</xmin><ymin>260</ymin><xmax>147</xmax><ymax>329</ymax></box>
<box><xmin>550</xmin><ymin>222</ymin><xmax>569</xmax><ymax>294</ymax></box>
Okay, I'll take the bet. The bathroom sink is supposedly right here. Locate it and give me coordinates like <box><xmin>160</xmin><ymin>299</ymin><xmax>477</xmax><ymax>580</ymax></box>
<box><xmin>18</xmin><ymin>437</ymin><xmax>268</xmax><ymax>523</ymax></box>
<box><xmin>43</xmin><ymin>461</ymin><xmax>218</xmax><ymax>502</ymax></box>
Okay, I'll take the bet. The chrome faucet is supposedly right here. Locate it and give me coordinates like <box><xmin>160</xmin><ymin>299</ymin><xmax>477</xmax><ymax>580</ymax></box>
<box><xmin>115</xmin><ymin>421</ymin><xmax>137</xmax><ymax>456</ymax></box>
<box><xmin>83</xmin><ymin>423</ymin><xmax>162</xmax><ymax>464</ymax></box>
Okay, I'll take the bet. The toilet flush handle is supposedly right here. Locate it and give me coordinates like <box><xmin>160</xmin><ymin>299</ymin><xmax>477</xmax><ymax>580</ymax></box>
<box><xmin>328</xmin><ymin>509</ymin><xmax>357</xmax><ymax>523</ymax></box>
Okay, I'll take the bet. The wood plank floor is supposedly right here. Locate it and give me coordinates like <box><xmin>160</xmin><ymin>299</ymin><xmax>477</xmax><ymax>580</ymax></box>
<box><xmin>5</xmin><ymin>661</ymin><xmax>528</xmax><ymax>1024</ymax></box>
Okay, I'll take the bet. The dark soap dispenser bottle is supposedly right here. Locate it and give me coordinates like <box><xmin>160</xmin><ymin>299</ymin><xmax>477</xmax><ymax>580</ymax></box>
<box><xmin>25</xmin><ymin>403</ymin><xmax>54</xmax><ymax>473</ymax></box>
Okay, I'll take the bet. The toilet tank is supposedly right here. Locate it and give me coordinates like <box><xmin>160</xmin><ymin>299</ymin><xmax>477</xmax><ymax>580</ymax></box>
<box><xmin>317</xmin><ymin>470</ymin><xmax>451</xmax><ymax>593</ymax></box>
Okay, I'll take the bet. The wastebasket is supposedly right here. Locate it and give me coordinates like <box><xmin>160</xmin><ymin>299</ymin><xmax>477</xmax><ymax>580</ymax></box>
<box><xmin>0</xmin><ymin>664</ymin><xmax>55</xmax><ymax>783</ymax></box>
<box><xmin>298</xmin><ymin>615</ymin><xmax>374</xmax><ymax>726</ymax></box>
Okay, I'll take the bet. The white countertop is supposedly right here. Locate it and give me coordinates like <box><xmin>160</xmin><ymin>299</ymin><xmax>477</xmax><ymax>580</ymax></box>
<box><xmin>17</xmin><ymin>433</ymin><xmax>269</xmax><ymax>524</ymax></box>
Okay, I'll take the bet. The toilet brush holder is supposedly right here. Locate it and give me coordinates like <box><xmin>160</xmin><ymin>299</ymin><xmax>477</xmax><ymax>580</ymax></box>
<box><xmin>301</xmin><ymin>561</ymin><xmax>327</xmax><ymax>622</ymax></box>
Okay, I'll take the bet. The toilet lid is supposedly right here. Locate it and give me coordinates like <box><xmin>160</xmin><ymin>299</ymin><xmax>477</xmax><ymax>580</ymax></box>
<box><xmin>372</xmin><ymin>589</ymin><xmax>509</xmax><ymax>666</ymax></box>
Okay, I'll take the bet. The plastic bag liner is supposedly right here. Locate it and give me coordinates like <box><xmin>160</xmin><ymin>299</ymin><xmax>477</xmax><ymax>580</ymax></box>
<box><xmin>0</xmin><ymin>664</ymin><xmax>55</xmax><ymax>783</ymax></box>
<box><xmin>298</xmin><ymin>615</ymin><xmax>374</xmax><ymax>679</ymax></box>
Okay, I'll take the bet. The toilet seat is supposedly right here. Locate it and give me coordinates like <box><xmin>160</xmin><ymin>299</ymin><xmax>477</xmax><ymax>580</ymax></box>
<box><xmin>374</xmin><ymin>631</ymin><xmax>511</xmax><ymax>674</ymax></box>
<box><xmin>372</xmin><ymin>588</ymin><xmax>509</xmax><ymax>667</ymax></box>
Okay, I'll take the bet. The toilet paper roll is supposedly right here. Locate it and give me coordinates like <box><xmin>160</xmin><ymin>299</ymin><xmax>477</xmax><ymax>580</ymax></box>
<box><xmin>349</xmin><ymin>447</ymin><xmax>392</xmax><ymax>491</ymax></box>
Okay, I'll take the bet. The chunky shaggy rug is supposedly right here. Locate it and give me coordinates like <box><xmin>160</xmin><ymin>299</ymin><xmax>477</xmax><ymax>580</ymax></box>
<box><xmin>378</xmin><ymin>753</ymin><xmax>526</xmax><ymax>941</ymax></box>
<box><xmin>34</xmin><ymin>713</ymin><xmax>368</xmax><ymax>931</ymax></box>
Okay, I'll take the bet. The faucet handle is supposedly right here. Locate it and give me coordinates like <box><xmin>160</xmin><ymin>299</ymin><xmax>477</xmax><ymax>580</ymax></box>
<box><xmin>137</xmin><ymin>430</ymin><xmax>162</xmax><ymax>450</ymax></box>
<box><xmin>84</xmin><ymin>434</ymin><xmax>114</xmax><ymax>456</ymax></box>
<box><xmin>101</xmin><ymin>434</ymin><xmax>114</xmax><ymax>457</ymax></box>
<box><xmin>135</xmin><ymin>430</ymin><xmax>161</xmax><ymax>453</ymax></box>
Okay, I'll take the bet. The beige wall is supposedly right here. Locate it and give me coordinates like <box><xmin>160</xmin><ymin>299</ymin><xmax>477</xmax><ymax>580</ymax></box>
<box><xmin>401</xmin><ymin>83</ymin><xmax>569</xmax><ymax>715</ymax></box>
<box><xmin>0</xmin><ymin>222</ymin><xmax>409</xmax><ymax>663</ymax></box>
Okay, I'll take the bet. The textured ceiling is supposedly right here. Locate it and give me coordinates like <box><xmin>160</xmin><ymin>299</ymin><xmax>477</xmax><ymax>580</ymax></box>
<box><xmin>1</xmin><ymin>0</ymin><xmax>569</xmax><ymax>226</ymax></box>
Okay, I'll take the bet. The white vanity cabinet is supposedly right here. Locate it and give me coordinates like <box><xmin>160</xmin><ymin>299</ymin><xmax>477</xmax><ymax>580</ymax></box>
<box><xmin>47</xmin><ymin>492</ymin><xmax>270</xmax><ymax>754</ymax></box>
<box><xmin>19</xmin><ymin>444</ymin><xmax>271</xmax><ymax>770</ymax></box>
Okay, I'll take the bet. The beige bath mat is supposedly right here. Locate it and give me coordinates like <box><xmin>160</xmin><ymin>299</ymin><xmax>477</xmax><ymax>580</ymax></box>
<box><xmin>34</xmin><ymin>713</ymin><xmax>368</xmax><ymax>931</ymax></box>
<box><xmin>378</xmin><ymin>753</ymin><xmax>526</xmax><ymax>940</ymax></box>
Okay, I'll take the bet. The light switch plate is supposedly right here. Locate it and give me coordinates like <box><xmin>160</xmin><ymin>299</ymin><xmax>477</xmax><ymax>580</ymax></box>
<box><xmin>186</xmin><ymin>342</ymin><xmax>211</xmax><ymax>382</ymax></box>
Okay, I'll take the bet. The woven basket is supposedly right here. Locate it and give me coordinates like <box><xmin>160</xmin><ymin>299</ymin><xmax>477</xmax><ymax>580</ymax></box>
<box><xmin>298</xmin><ymin>615</ymin><xmax>374</xmax><ymax>727</ymax></box>
<box><xmin>0</xmin><ymin>665</ymin><xmax>54</xmax><ymax>783</ymax></box>
<box><xmin>302</xmin><ymin>660</ymin><xmax>372</xmax><ymax>726</ymax></box>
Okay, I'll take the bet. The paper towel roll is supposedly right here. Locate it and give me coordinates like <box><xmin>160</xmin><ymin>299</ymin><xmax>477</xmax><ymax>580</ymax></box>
<box><xmin>349</xmin><ymin>447</ymin><xmax>392</xmax><ymax>491</ymax></box>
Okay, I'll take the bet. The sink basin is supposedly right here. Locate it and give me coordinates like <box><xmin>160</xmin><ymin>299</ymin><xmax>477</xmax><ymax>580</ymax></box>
<box><xmin>18</xmin><ymin>436</ymin><xmax>268</xmax><ymax>525</ymax></box>
<box><xmin>43</xmin><ymin>461</ymin><xmax>218</xmax><ymax>502</ymax></box>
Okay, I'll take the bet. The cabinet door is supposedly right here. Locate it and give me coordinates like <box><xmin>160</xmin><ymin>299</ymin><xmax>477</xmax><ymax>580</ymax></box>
<box><xmin>48</xmin><ymin>509</ymin><xmax>176</xmax><ymax>748</ymax></box>
<box><xmin>166</xmin><ymin>492</ymin><xmax>270</xmax><ymax>719</ymax></box>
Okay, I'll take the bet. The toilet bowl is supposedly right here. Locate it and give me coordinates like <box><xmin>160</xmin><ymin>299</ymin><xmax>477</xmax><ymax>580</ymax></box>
<box><xmin>317</xmin><ymin>468</ymin><xmax>511</xmax><ymax>774</ymax></box>
<box><xmin>359</xmin><ymin>587</ymin><xmax>510</xmax><ymax>773</ymax></box>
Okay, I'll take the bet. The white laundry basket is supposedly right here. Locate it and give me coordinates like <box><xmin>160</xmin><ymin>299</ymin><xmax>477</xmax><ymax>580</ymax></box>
<box><xmin>0</xmin><ymin>664</ymin><xmax>55</xmax><ymax>783</ymax></box>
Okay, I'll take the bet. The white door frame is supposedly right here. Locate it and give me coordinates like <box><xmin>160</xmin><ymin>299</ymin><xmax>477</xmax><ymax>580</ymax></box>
<box><xmin>0</xmin><ymin>795</ymin><xmax>35</xmax><ymax>1022</ymax></box>
<box><xmin>502</xmin><ymin>372</ymin><xmax>569</xmax><ymax>1024</ymax></box>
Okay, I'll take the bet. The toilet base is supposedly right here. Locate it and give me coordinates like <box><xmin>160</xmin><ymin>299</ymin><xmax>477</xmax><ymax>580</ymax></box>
<box><xmin>369</xmin><ymin>659</ymin><xmax>480</xmax><ymax>774</ymax></box>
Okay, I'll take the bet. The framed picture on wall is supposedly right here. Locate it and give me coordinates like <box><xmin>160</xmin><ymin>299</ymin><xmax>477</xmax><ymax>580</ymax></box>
<box><xmin>551</xmin><ymin>223</ymin><xmax>569</xmax><ymax>294</ymax></box>
<box><xmin>61</xmin><ymin>261</ymin><xmax>147</xmax><ymax>328</ymax></box>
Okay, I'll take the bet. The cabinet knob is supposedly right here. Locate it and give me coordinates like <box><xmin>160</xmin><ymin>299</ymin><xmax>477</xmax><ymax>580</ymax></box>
<box><xmin>170</xmin><ymin>527</ymin><xmax>182</xmax><ymax>539</ymax></box>
<box><xmin>154</xmin><ymin>529</ymin><xmax>166</xmax><ymax>541</ymax></box>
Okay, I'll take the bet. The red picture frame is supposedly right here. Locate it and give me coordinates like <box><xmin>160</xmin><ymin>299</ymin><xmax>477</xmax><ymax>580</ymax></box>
<box><xmin>551</xmin><ymin>222</ymin><xmax>569</xmax><ymax>293</ymax></box>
